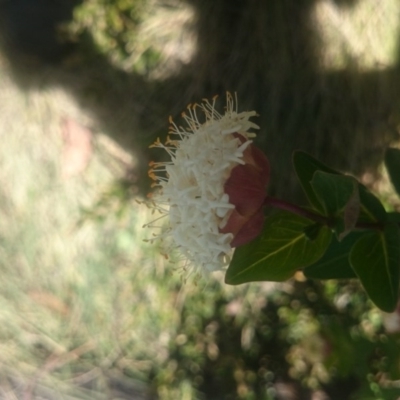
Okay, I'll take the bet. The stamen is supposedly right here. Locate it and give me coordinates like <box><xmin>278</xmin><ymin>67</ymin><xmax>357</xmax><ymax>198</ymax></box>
<box><xmin>143</xmin><ymin>92</ymin><xmax>259</xmax><ymax>274</ymax></box>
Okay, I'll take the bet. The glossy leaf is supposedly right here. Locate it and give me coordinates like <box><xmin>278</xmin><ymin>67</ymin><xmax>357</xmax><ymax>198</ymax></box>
<box><xmin>387</xmin><ymin>212</ymin><xmax>400</xmax><ymax>223</ymax></box>
<box><xmin>358</xmin><ymin>184</ymin><xmax>387</xmax><ymax>222</ymax></box>
<box><xmin>304</xmin><ymin>232</ymin><xmax>364</xmax><ymax>279</ymax></box>
<box><xmin>225</xmin><ymin>211</ymin><xmax>332</xmax><ymax>285</ymax></box>
<box><xmin>293</xmin><ymin>151</ymin><xmax>386</xmax><ymax>223</ymax></box>
<box><xmin>349</xmin><ymin>223</ymin><xmax>400</xmax><ymax>312</ymax></box>
<box><xmin>385</xmin><ymin>148</ymin><xmax>400</xmax><ymax>197</ymax></box>
<box><xmin>303</xmin><ymin>223</ymin><xmax>322</xmax><ymax>241</ymax></box>
<box><xmin>310</xmin><ymin>171</ymin><xmax>368</xmax><ymax>240</ymax></box>
<box><xmin>292</xmin><ymin>151</ymin><xmax>341</xmax><ymax>212</ymax></box>
<box><xmin>310</xmin><ymin>171</ymin><xmax>359</xmax><ymax>216</ymax></box>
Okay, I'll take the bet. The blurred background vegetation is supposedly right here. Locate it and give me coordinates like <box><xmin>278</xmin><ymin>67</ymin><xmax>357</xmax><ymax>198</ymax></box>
<box><xmin>0</xmin><ymin>0</ymin><xmax>399</xmax><ymax>399</ymax></box>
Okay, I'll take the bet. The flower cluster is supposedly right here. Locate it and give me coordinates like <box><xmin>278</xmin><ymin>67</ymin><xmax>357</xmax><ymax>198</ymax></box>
<box><xmin>145</xmin><ymin>94</ymin><xmax>269</xmax><ymax>274</ymax></box>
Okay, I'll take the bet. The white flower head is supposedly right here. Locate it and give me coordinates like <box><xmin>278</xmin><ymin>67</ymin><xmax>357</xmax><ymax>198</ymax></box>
<box><xmin>145</xmin><ymin>93</ymin><xmax>260</xmax><ymax>275</ymax></box>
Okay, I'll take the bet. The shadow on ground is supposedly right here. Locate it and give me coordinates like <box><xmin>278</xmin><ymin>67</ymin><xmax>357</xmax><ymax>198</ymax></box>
<box><xmin>1</xmin><ymin>2</ymin><xmax>400</xmax><ymax>399</ymax></box>
<box><xmin>1</xmin><ymin>0</ymin><xmax>400</xmax><ymax>199</ymax></box>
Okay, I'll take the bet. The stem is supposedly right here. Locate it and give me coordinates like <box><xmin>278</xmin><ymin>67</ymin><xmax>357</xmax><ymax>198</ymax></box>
<box><xmin>264</xmin><ymin>196</ymin><xmax>383</xmax><ymax>231</ymax></box>
<box><xmin>353</xmin><ymin>220</ymin><xmax>384</xmax><ymax>231</ymax></box>
<box><xmin>264</xmin><ymin>197</ymin><xmax>330</xmax><ymax>225</ymax></box>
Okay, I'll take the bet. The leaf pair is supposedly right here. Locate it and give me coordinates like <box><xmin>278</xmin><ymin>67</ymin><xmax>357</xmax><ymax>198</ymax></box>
<box><xmin>226</xmin><ymin>150</ymin><xmax>400</xmax><ymax>312</ymax></box>
<box><xmin>293</xmin><ymin>151</ymin><xmax>386</xmax><ymax>228</ymax></box>
<box><xmin>298</xmin><ymin>151</ymin><xmax>400</xmax><ymax>312</ymax></box>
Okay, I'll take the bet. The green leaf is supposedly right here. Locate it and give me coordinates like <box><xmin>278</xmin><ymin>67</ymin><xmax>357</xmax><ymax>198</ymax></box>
<box><xmin>358</xmin><ymin>184</ymin><xmax>387</xmax><ymax>222</ymax></box>
<box><xmin>385</xmin><ymin>148</ymin><xmax>400</xmax><ymax>197</ymax></box>
<box><xmin>310</xmin><ymin>171</ymin><xmax>387</xmax><ymax>239</ymax></box>
<box><xmin>292</xmin><ymin>151</ymin><xmax>341</xmax><ymax>212</ymax></box>
<box><xmin>303</xmin><ymin>223</ymin><xmax>322</xmax><ymax>241</ymax></box>
<box><xmin>225</xmin><ymin>211</ymin><xmax>332</xmax><ymax>285</ymax></box>
<box><xmin>304</xmin><ymin>232</ymin><xmax>363</xmax><ymax>279</ymax></box>
<box><xmin>349</xmin><ymin>223</ymin><xmax>400</xmax><ymax>312</ymax></box>
<box><xmin>292</xmin><ymin>151</ymin><xmax>386</xmax><ymax>223</ymax></box>
<box><xmin>387</xmin><ymin>212</ymin><xmax>400</xmax><ymax>223</ymax></box>
<box><xmin>310</xmin><ymin>171</ymin><xmax>359</xmax><ymax>216</ymax></box>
